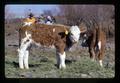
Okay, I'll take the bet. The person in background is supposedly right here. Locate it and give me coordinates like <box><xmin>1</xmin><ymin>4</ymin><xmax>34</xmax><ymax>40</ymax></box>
<box><xmin>45</xmin><ymin>15</ymin><xmax>54</xmax><ymax>25</ymax></box>
<box><xmin>46</xmin><ymin>15</ymin><xmax>56</xmax><ymax>24</ymax></box>
<box><xmin>38</xmin><ymin>14</ymin><xmax>46</xmax><ymax>24</ymax></box>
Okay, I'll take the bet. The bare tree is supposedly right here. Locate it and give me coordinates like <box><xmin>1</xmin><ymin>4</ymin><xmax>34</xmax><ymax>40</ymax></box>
<box><xmin>58</xmin><ymin>5</ymin><xmax>114</xmax><ymax>38</ymax></box>
<box><xmin>5</xmin><ymin>5</ymin><xmax>16</xmax><ymax>24</ymax></box>
<box><xmin>59</xmin><ymin>5</ymin><xmax>83</xmax><ymax>25</ymax></box>
<box><xmin>24</xmin><ymin>8</ymin><xmax>34</xmax><ymax>18</ymax></box>
<box><xmin>43</xmin><ymin>10</ymin><xmax>52</xmax><ymax>16</ymax></box>
<box><xmin>5</xmin><ymin>5</ymin><xmax>16</xmax><ymax>19</ymax></box>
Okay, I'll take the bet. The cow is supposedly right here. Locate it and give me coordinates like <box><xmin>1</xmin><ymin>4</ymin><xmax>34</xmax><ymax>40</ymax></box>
<box><xmin>80</xmin><ymin>25</ymin><xmax>106</xmax><ymax>67</ymax></box>
<box><xmin>17</xmin><ymin>23</ymin><xmax>81</xmax><ymax>69</ymax></box>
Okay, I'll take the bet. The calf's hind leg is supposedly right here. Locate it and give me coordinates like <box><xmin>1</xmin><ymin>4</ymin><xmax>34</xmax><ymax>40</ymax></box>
<box><xmin>18</xmin><ymin>37</ymin><xmax>32</xmax><ymax>69</ymax></box>
<box><xmin>98</xmin><ymin>48</ymin><xmax>105</xmax><ymax>67</ymax></box>
<box><xmin>89</xmin><ymin>48</ymin><xmax>96</xmax><ymax>61</ymax></box>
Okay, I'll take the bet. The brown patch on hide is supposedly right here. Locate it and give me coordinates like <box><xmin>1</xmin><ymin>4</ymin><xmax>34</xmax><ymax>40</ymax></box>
<box><xmin>19</xmin><ymin>24</ymin><xmax>70</xmax><ymax>54</ymax></box>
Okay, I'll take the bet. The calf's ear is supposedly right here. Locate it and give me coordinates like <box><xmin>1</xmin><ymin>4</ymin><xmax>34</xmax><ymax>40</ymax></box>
<box><xmin>58</xmin><ymin>32</ymin><xmax>68</xmax><ymax>39</ymax></box>
<box><xmin>65</xmin><ymin>30</ymin><xmax>69</xmax><ymax>35</ymax></box>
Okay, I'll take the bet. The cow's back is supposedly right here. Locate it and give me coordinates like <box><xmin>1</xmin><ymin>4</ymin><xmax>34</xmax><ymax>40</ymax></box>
<box><xmin>19</xmin><ymin>24</ymin><xmax>69</xmax><ymax>47</ymax></box>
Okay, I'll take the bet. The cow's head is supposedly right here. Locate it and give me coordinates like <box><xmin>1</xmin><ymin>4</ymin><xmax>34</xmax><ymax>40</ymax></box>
<box><xmin>69</xmin><ymin>26</ymin><xmax>81</xmax><ymax>43</ymax></box>
<box><xmin>69</xmin><ymin>25</ymin><xmax>87</xmax><ymax>43</ymax></box>
<box><xmin>80</xmin><ymin>32</ymin><xmax>89</xmax><ymax>47</ymax></box>
<box><xmin>77</xmin><ymin>22</ymin><xmax>89</xmax><ymax>47</ymax></box>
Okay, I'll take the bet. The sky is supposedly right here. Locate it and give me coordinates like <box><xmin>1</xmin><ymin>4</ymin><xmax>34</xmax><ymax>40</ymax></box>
<box><xmin>5</xmin><ymin>5</ymin><xmax>59</xmax><ymax>18</ymax></box>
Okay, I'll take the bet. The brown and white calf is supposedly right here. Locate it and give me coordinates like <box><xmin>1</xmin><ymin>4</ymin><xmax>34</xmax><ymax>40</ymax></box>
<box><xmin>18</xmin><ymin>24</ymin><xmax>81</xmax><ymax>69</ymax></box>
<box><xmin>80</xmin><ymin>27</ymin><xmax>106</xmax><ymax>67</ymax></box>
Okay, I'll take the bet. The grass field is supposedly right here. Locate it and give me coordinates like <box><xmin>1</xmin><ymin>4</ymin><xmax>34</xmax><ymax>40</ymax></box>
<box><xmin>5</xmin><ymin>23</ymin><xmax>115</xmax><ymax>78</ymax></box>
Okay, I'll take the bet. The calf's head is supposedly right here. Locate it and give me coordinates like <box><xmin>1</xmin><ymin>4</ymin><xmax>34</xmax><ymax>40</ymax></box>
<box><xmin>69</xmin><ymin>26</ymin><xmax>81</xmax><ymax>43</ymax></box>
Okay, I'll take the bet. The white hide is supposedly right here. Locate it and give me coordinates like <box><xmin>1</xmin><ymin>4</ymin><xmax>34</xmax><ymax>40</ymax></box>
<box><xmin>23</xmin><ymin>22</ymin><xmax>32</xmax><ymax>26</ymax></box>
<box><xmin>53</xmin><ymin>28</ymin><xmax>55</xmax><ymax>32</ymax></box>
<box><xmin>23</xmin><ymin>50</ymin><xmax>29</xmax><ymax>69</ymax></box>
<box><xmin>18</xmin><ymin>31</ymin><xmax>32</xmax><ymax>69</ymax></box>
<box><xmin>99</xmin><ymin>60</ymin><xmax>103</xmax><ymax>67</ymax></box>
<box><xmin>59</xmin><ymin>52</ymin><xmax>66</xmax><ymax>69</ymax></box>
<box><xmin>69</xmin><ymin>26</ymin><xmax>81</xmax><ymax>42</ymax></box>
<box><xmin>98</xmin><ymin>41</ymin><xmax>101</xmax><ymax>50</ymax></box>
<box><xmin>56</xmin><ymin>51</ymin><xmax>66</xmax><ymax>69</ymax></box>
